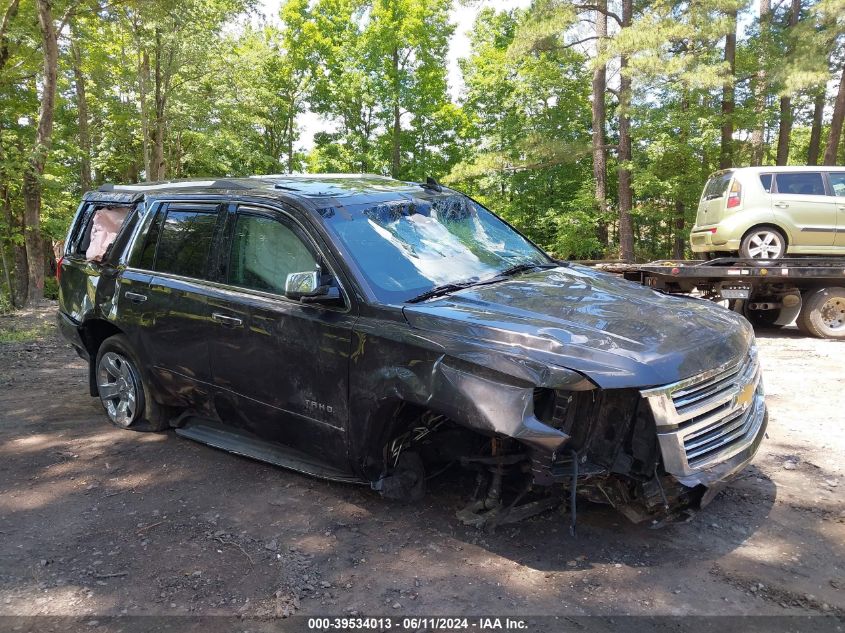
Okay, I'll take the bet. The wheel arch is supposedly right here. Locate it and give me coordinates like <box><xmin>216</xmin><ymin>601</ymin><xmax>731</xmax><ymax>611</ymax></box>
<box><xmin>79</xmin><ymin>319</ymin><xmax>125</xmax><ymax>396</ymax></box>
<box><xmin>740</xmin><ymin>223</ymin><xmax>790</xmax><ymax>249</ymax></box>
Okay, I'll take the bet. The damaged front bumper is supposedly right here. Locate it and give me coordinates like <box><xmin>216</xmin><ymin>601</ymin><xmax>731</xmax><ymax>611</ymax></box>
<box><xmin>641</xmin><ymin>345</ymin><xmax>766</xmax><ymax>490</ymax></box>
<box><xmin>521</xmin><ymin>345</ymin><xmax>767</xmax><ymax>522</ymax></box>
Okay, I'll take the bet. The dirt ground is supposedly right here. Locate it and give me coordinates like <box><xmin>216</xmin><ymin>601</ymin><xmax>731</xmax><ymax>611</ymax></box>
<box><xmin>0</xmin><ymin>302</ymin><xmax>843</xmax><ymax>623</ymax></box>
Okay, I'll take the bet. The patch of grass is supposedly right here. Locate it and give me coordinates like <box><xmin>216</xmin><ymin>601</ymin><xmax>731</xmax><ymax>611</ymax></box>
<box><xmin>0</xmin><ymin>322</ymin><xmax>55</xmax><ymax>344</ymax></box>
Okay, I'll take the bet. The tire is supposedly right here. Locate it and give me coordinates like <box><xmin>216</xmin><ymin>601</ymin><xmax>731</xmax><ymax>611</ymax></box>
<box><xmin>796</xmin><ymin>287</ymin><xmax>845</xmax><ymax>339</ymax></box>
<box><xmin>739</xmin><ymin>227</ymin><xmax>786</xmax><ymax>260</ymax></box>
<box><xmin>95</xmin><ymin>334</ymin><xmax>169</xmax><ymax>431</ymax></box>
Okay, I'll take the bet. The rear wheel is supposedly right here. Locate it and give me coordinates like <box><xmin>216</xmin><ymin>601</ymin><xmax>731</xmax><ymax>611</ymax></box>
<box><xmin>796</xmin><ymin>288</ymin><xmax>845</xmax><ymax>339</ymax></box>
<box><xmin>739</xmin><ymin>228</ymin><xmax>786</xmax><ymax>260</ymax></box>
<box><xmin>95</xmin><ymin>335</ymin><xmax>169</xmax><ymax>430</ymax></box>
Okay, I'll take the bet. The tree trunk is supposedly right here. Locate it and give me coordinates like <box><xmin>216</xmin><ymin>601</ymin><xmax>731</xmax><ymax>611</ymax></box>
<box><xmin>672</xmin><ymin>199</ymin><xmax>685</xmax><ymax>259</ymax></box>
<box><xmin>0</xmin><ymin>0</ymin><xmax>21</xmax><ymax>72</ymax></box>
<box><xmin>750</xmin><ymin>0</ymin><xmax>770</xmax><ymax>166</ymax></box>
<box><xmin>674</xmin><ymin>95</ymin><xmax>690</xmax><ymax>260</ymax></box>
<box><xmin>287</xmin><ymin>112</ymin><xmax>295</xmax><ymax>174</ymax></box>
<box><xmin>775</xmin><ymin>96</ymin><xmax>793</xmax><ymax>165</ymax></box>
<box><xmin>139</xmin><ymin>50</ymin><xmax>151</xmax><ymax>179</ymax></box>
<box><xmin>592</xmin><ymin>0</ymin><xmax>608</xmax><ymax>249</ymax></box>
<box><xmin>390</xmin><ymin>47</ymin><xmax>401</xmax><ymax>179</ymax></box>
<box><xmin>150</xmin><ymin>30</ymin><xmax>166</xmax><ymax>181</ymax></box>
<box><xmin>776</xmin><ymin>0</ymin><xmax>800</xmax><ymax>166</ymax></box>
<box><xmin>132</xmin><ymin>12</ymin><xmax>151</xmax><ymax>181</ymax></box>
<box><xmin>70</xmin><ymin>33</ymin><xmax>92</xmax><ymax>192</ymax></box>
<box><xmin>720</xmin><ymin>9</ymin><xmax>737</xmax><ymax>169</ymax></box>
<box><xmin>823</xmin><ymin>63</ymin><xmax>845</xmax><ymax>166</ymax></box>
<box><xmin>2</xmin><ymin>165</ymin><xmax>27</xmax><ymax>306</ymax></box>
<box><xmin>807</xmin><ymin>91</ymin><xmax>825</xmax><ymax>165</ymax></box>
<box><xmin>617</xmin><ymin>0</ymin><xmax>634</xmax><ymax>263</ymax></box>
<box><xmin>22</xmin><ymin>0</ymin><xmax>59</xmax><ymax>304</ymax></box>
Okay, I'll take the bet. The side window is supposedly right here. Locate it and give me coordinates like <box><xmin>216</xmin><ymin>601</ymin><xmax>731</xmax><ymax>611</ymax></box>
<box><xmin>829</xmin><ymin>172</ymin><xmax>845</xmax><ymax>197</ymax></box>
<box><xmin>153</xmin><ymin>208</ymin><xmax>219</xmax><ymax>279</ymax></box>
<box><xmin>774</xmin><ymin>172</ymin><xmax>825</xmax><ymax>196</ymax></box>
<box><xmin>130</xmin><ymin>207</ymin><xmax>163</xmax><ymax>270</ymax></box>
<box><xmin>228</xmin><ymin>214</ymin><xmax>317</xmax><ymax>295</ymax></box>
<box><xmin>759</xmin><ymin>174</ymin><xmax>773</xmax><ymax>193</ymax></box>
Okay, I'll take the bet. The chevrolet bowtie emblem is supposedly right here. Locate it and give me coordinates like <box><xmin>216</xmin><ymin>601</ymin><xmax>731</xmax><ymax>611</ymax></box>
<box><xmin>736</xmin><ymin>382</ymin><xmax>756</xmax><ymax>409</ymax></box>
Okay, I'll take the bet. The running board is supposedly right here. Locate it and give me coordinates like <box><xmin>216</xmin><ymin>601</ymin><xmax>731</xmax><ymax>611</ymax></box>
<box><xmin>175</xmin><ymin>419</ymin><xmax>365</xmax><ymax>484</ymax></box>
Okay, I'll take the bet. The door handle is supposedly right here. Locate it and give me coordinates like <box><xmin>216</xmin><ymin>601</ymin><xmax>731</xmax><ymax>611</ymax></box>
<box><xmin>125</xmin><ymin>291</ymin><xmax>147</xmax><ymax>303</ymax></box>
<box><xmin>774</xmin><ymin>202</ymin><xmax>789</xmax><ymax>208</ymax></box>
<box><xmin>211</xmin><ymin>312</ymin><xmax>243</xmax><ymax>327</ymax></box>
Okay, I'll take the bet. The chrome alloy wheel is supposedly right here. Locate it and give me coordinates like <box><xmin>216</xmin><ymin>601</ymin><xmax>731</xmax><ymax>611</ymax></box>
<box><xmin>745</xmin><ymin>230</ymin><xmax>784</xmax><ymax>259</ymax></box>
<box><xmin>97</xmin><ymin>351</ymin><xmax>139</xmax><ymax>427</ymax></box>
<box><xmin>820</xmin><ymin>296</ymin><xmax>845</xmax><ymax>331</ymax></box>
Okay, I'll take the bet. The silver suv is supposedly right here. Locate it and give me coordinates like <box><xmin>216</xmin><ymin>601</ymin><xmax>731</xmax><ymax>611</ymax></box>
<box><xmin>691</xmin><ymin>166</ymin><xmax>845</xmax><ymax>259</ymax></box>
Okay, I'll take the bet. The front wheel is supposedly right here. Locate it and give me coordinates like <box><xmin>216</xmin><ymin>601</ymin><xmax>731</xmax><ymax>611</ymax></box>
<box><xmin>739</xmin><ymin>228</ymin><xmax>786</xmax><ymax>260</ymax></box>
<box><xmin>796</xmin><ymin>288</ymin><xmax>845</xmax><ymax>339</ymax></box>
<box><xmin>95</xmin><ymin>335</ymin><xmax>169</xmax><ymax>430</ymax></box>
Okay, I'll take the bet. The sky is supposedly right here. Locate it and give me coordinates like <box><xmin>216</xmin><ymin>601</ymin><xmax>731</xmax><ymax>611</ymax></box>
<box><xmin>255</xmin><ymin>0</ymin><xmax>531</xmax><ymax>152</ymax></box>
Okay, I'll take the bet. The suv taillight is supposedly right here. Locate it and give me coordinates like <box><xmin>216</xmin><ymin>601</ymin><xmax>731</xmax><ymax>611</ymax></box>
<box><xmin>726</xmin><ymin>180</ymin><xmax>742</xmax><ymax>209</ymax></box>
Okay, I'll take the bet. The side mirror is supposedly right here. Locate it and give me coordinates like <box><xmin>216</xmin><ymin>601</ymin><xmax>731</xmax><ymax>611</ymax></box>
<box><xmin>285</xmin><ymin>271</ymin><xmax>319</xmax><ymax>299</ymax></box>
<box><xmin>285</xmin><ymin>271</ymin><xmax>343</xmax><ymax>306</ymax></box>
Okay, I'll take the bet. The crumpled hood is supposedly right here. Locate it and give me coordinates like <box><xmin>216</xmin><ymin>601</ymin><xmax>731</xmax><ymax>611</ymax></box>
<box><xmin>402</xmin><ymin>264</ymin><xmax>753</xmax><ymax>389</ymax></box>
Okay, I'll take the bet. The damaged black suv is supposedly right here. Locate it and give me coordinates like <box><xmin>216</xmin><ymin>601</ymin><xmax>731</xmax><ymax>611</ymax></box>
<box><xmin>57</xmin><ymin>175</ymin><xmax>766</xmax><ymax>526</ymax></box>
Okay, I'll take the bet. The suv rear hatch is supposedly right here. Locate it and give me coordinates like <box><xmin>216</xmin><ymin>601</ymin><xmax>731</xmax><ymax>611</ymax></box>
<box><xmin>696</xmin><ymin>170</ymin><xmax>734</xmax><ymax>227</ymax></box>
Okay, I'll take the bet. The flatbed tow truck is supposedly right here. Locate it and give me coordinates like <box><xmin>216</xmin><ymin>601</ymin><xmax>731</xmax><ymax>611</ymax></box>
<box><xmin>617</xmin><ymin>257</ymin><xmax>845</xmax><ymax>340</ymax></box>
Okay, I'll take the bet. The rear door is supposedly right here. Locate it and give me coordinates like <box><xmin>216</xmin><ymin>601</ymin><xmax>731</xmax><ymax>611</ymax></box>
<box><xmin>828</xmin><ymin>171</ymin><xmax>845</xmax><ymax>249</ymax></box>
<box><xmin>139</xmin><ymin>201</ymin><xmax>226</xmax><ymax>413</ymax></box>
<box><xmin>206</xmin><ymin>203</ymin><xmax>356</xmax><ymax>466</ymax></box>
<box><xmin>772</xmin><ymin>171</ymin><xmax>835</xmax><ymax>247</ymax></box>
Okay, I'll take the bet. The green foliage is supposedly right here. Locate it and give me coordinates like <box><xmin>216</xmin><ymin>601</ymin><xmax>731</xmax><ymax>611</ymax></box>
<box><xmin>1</xmin><ymin>0</ymin><xmax>844</xmax><ymax>309</ymax></box>
<box><xmin>445</xmin><ymin>7</ymin><xmax>596</xmax><ymax>258</ymax></box>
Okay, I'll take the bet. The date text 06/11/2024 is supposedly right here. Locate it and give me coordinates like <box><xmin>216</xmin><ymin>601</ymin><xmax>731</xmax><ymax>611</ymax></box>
<box><xmin>306</xmin><ymin>617</ymin><xmax>529</xmax><ymax>630</ymax></box>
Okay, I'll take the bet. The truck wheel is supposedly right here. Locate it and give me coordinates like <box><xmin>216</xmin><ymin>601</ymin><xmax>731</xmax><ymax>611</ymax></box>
<box><xmin>739</xmin><ymin>228</ymin><xmax>785</xmax><ymax>259</ymax></box>
<box><xmin>796</xmin><ymin>288</ymin><xmax>845</xmax><ymax>339</ymax></box>
<box><xmin>95</xmin><ymin>334</ymin><xmax>169</xmax><ymax>431</ymax></box>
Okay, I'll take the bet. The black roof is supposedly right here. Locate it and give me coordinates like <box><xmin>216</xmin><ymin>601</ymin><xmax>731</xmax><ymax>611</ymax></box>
<box><xmin>87</xmin><ymin>174</ymin><xmax>438</xmax><ymax>207</ymax></box>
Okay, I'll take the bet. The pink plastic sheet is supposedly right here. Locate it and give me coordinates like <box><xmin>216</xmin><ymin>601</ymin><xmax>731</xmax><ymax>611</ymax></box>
<box><xmin>86</xmin><ymin>207</ymin><xmax>129</xmax><ymax>262</ymax></box>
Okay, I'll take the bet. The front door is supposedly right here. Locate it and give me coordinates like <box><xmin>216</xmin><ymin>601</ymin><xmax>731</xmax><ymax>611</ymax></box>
<box><xmin>829</xmin><ymin>172</ymin><xmax>845</xmax><ymax>249</ymax></box>
<box><xmin>207</xmin><ymin>203</ymin><xmax>356</xmax><ymax>466</ymax></box>
<box><xmin>772</xmin><ymin>171</ymin><xmax>836</xmax><ymax>248</ymax></box>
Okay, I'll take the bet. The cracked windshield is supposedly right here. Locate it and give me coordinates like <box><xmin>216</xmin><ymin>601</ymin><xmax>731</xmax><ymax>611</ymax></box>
<box><xmin>323</xmin><ymin>194</ymin><xmax>551</xmax><ymax>302</ymax></box>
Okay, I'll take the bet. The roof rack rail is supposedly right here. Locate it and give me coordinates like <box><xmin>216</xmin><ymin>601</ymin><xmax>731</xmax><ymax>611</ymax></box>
<box><xmin>97</xmin><ymin>179</ymin><xmax>252</xmax><ymax>193</ymax></box>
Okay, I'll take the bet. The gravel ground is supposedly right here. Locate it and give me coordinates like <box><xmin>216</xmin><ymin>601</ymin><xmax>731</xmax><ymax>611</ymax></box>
<box><xmin>0</xmin><ymin>303</ymin><xmax>842</xmax><ymax>623</ymax></box>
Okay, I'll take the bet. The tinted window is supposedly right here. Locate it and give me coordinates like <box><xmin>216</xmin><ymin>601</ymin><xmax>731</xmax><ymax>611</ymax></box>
<box><xmin>132</xmin><ymin>208</ymin><xmax>163</xmax><ymax>270</ymax></box>
<box><xmin>321</xmin><ymin>193</ymin><xmax>551</xmax><ymax>303</ymax></box>
<box><xmin>829</xmin><ymin>172</ymin><xmax>845</xmax><ymax>197</ymax></box>
<box><xmin>775</xmin><ymin>172</ymin><xmax>825</xmax><ymax>196</ymax></box>
<box><xmin>759</xmin><ymin>174</ymin><xmax>773</xmax><ymax>192</ymax></box>
<box><xmin>228</xmin><ymin>214</ymin><xmax>317</xmax><ymax>295</ymax></box>
<box><xmin>703</xmin><ymin>172</ymin><xmax>733</xmax><ymax>199</ymax></box>
<box><xmin>153</xmin><ymin>209</ymin><xmax>218</xmax><ymax>278</ymax></box>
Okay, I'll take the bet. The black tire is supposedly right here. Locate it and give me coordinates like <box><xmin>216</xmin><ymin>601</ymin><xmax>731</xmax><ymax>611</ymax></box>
<box><xmin>796</xmin><ymin>287</ymin><xmax>845</xmax><ymax>339</ymax></box>
<box><xmin>739</xmin><ymin>227</ymin><xmax>786</xmax><ymax>260</ymax></box>
<box><xmin>95</xmin><ymin>334</ymin><xmax>169</xmax><ymax>431</ymax></box>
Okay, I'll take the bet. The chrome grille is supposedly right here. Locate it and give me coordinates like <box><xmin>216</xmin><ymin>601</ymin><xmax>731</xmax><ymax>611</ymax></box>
<box><xmin>641</xmin><ymin>346</ymin><xmax>765</xmax><ymax>479</ymax></box>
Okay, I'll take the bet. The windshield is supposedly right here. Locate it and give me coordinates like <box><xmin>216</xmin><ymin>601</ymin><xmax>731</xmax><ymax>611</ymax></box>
<box><xmin>320</xmin><ymin>192</ymin><xmax>552</xmax><ymax>303</ymax></box>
